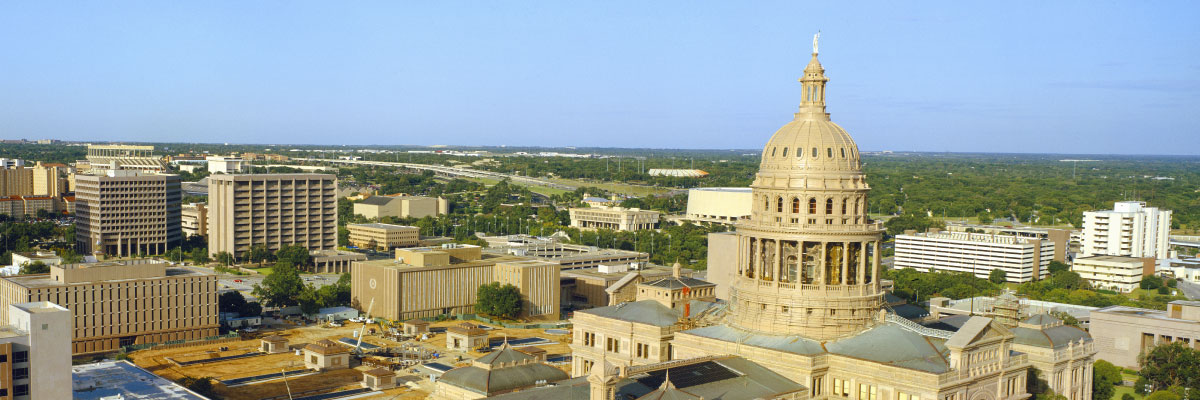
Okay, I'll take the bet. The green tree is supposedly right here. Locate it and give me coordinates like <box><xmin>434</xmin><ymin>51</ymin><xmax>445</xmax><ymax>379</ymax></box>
<box><xmin>1122</xmin><ymin>393</ymin><xmax>1135</xmax><ymax>400</ymax></box>
<box><xmin>1141</xmin><ymin>276</ymin><xmax>1164</xmax><ymax>290</ymax></box>
<box><xmin>190</xmin><ymin>248</ymin><xmax>210</xmax><ymax>265</ymax></box>
<box><xmin>214</xmin><ymin>251</ymin><xmax>235</xmax><ymax>267</ymax></box>
<box><xmin>989</xmin><ymin>268</ymin><xmax>1008</xmax><ymax>284</ymax></box>
<box><xmin>297</xmin><ymin>284</ymin><xmax>323</xmax><ymax>315</ymax></box>
<box><xmin>252</xmin><ymin>261</ymin><xmax>306</xmax><ymax>308</ymax></box>
<box><xmin>1144</xmin><ymin>391</ymin><xmax>1181</xmax><ymax>400</ymax></box>
<box><xmin>247</xmin><ymin>244</ymin><xmax>274</xmax><ymax>266</ymax></box>
<box><xmin>475</xmin><ymin>282</ymin><xmax>522</xmax><ymax>319</ymax></box>
<box><xmin>219</xmin><ymin>291</ymin><xmax>248</xmax><ymax>314</ymax></box>
<box><xmin>1139</xmin><ymin>342</ymin><xmax>1200</xmax><ymax>391</ymax></box>
<box><xmin>1047</xmin><ymin>261</ymin><xmax>1069</xmax><ymax>274</ymax></box>
<box><xmin>1092</xmin><ymin>360</ymin><xmax>1123</xmax><ymax>400</ymax></box>
<box><xmin>275</xmin><ymin>244</ymin><xmax>311</xmax><ymax>267</ymax></box>
<box><xmin>18</xmin><ymin>261</ymin><xmax>50</xmax><ymax>275</ymax></box>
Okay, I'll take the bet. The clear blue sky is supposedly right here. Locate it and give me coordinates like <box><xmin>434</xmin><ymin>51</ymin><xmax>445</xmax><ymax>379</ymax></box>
<box><xmin>2</xmin><ymin>2</ymin><xmax>1198</xmax><ymax>154</ymax></box>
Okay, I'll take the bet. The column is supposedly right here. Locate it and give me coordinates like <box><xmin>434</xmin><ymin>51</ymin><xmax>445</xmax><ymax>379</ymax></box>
<box><xmin>840</xmin><ymin>241</ymin><xmax>848</xmax><ymax>285</ymax></box>
<box><xmin>857</xmin><ymin>242</ymin><xmax>866</xmax><ymax>285</ymax></box>
<box><xmin>819</xmin><ymin>241</ymin><xmax>827</xmax><ymax>285</ymax></box>
<box><xmin>873</xmin><ymin>241</ymin><xmax>881</xmax><ymax>286</ymax></box>
<box><xmin>775</xmin><ymin>239</ymin><xmax>783</xmax><ymax>281</ymax></box>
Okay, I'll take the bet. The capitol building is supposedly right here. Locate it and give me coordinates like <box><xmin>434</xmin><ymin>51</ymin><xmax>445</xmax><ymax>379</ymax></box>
<box><xmin>487</xmin><ymin>39</ymin><xmax>1095</xmax><ymax>400</ymax></box>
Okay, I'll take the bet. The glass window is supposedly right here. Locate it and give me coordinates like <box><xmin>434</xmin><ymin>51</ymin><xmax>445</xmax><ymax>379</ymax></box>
<box><xmin>827</xmin><ymin>148</ymin><xmax>834</xmax><ymax>158</ymax></box>
<box><xmin>771</xmin><ymin>147</ymin><xmax>777</xmax><ymax>157</ymax></box>
<box><xmin>812</xmin><ymin>147</ymin><xmax>818</xmax><ymax>158</ymax></box>
<box><xmin>782</xmin><ymin>147</ymin><xmax>788</xmax><ymax>157</ymax></box>
<box><xmin>841</xmin><ymin>148</ymin><xmax>846</xmax><ymax>158</ymax></box>
<box><xmin>809</xmin><ymin>198</ymin><xmax>817</xmax><ymax>214</ymax></box>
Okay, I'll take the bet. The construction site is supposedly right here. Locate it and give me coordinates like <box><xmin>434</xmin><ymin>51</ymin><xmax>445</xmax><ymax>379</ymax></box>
<box><xmin>128</xmin><ymin>317</ymin><xmax>573</xmax><ymax>400</ymax></box>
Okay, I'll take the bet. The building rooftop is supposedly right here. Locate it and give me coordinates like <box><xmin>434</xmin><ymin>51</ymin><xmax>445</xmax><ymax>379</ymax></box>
<box><xmin>348</xmin><ymin>222</ymin><xmax>418</xmax><ymax>230</ymax></box>
<box><xmin>578</xmin><ymin>300</ymin><xmax>718</xmax><ymax>327</ymax></box>
<box><xmin>73</xmin><ymin>360</ymin><xmax>207</xmax><ymax>400</ymax></box>
<box><xmin>680</xmin><ymin>323</ymin><xmax>953</xmax><ymax>374</ymax></box>
<box><xmin>690</xmin><ymin>187</ymin><xmax>752</xmax><ymax>193</ymax></box>
<box><xmin>2</xmin><ymin>265</ymin><xmax>209</xmax><ymax>289</ymax></box>
<box><xmin>1095</xmin><ymin>305</ymin><xmax>1200</xmax><ymax>324</ymax></box>
<box><xmin>640</xmin><ymin>277</ymin><xmax>715</xmax><ymax>290</ymax></box>
<box><xmin>487</xmin><ymin>356</ymin><xmax>805</xmax><ymax>400</ymax></box>
<box><xmin>1075</xmin><ymin>255</ymin><xmax>1147</xmax><ymax>263</ymax></box>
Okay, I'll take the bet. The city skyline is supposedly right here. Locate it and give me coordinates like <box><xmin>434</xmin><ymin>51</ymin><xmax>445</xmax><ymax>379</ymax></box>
<box><xmin>2</xmin><ymin>2</ymin><xmax>1198</xmax><ymax>155</ymax></box>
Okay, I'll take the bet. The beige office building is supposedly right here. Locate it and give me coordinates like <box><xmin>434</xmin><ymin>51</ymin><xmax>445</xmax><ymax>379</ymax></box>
<box><xmin>0</xmin><ymin>260</ymin><xmax>219</xmax><ymax>355</ymax></box>
<box><xmin>31</xmin><ymin>162</ymin><xmax>67</xmax><ymax>197</ymax></box>
<box><xmin>1090</xmin><ymin>300</ymin><xmax>1200</xmax><ymax>369</ymax></box>
<box><xmin>347</xmin><ymin>223</ymin><xmax>420</xmax><ymax>250</ymax></box>
<box><xmin>945</xmin><ymin>223</ymin><xmax>1072</xmax><ymax>263</ymax></box>
<box><xmin>0</xmin><ymin>302</ymin><xmax>72</xmax><ymax>400</ymax></box>
<box><xmin>207</xmin><ymin>174</ymin><xmax>338</xmax><ymax>257</ymax></box>
<box><xmin>1071</xmin><ymin>255</ymin><xmax>1154</xmax><ymax>293</ymax></box>
<box><xmin>350</xmin><ymin>244</ymin><xmax>559</xmax><ymax>321</ymax></box>
<box><xmin>353</xmin><ymin>195</ymin><xmax>447</xmax><ymax>220</ymax></box>
<box><xmin>0</xmin><ymin>168</ymin><xmax>33</xmax><ymax>197</ymax></box>
<box><xmin>569</xmin><ymin>206</ymin><xmax>660</xmax><ymax>231</ymax></box>
<box><xmin>74</xmin><ymin>170</ymin><xmax>183</xmax><ymax>257</ymax></box>
<box><xmin>181</xmin><ymin>202</ymin><xmax>208</xmax><ymax>238</ymax></box>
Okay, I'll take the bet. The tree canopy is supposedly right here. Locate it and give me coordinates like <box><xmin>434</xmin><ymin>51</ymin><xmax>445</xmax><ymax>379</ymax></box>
<box><xmin>475</xmin><ymin>282</ymin><xmax>522</xmax><ymax>319</ymax></box>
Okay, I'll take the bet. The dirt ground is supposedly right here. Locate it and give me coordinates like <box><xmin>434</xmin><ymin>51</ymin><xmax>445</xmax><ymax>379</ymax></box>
<box><xmin>129</xmin><ymin>318</ymin><xmax>573</xmax><ymax>399</ymax></box>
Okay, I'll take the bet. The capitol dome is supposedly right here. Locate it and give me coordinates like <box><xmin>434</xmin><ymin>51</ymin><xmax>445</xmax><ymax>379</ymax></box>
<box><xmin>758</xmin><ymin>53</ymin><xmax>862</xmax><ymax>175</ymax></box>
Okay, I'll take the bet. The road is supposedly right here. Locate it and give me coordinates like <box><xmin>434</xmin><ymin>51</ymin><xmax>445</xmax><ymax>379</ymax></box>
<box><xmin>294</xmin><ymin>157</ymin><xmax>578</xmax><ymax>192</ymax></box>
<box><xmin>181</xmin><ymin>265</ymin><xmax>343</xmax><ymax>301</ymax></box>
<box><xmin>1177</xmin><ymin>279</ymin><xmax>1200</xmax><ymax>300</ymax></box>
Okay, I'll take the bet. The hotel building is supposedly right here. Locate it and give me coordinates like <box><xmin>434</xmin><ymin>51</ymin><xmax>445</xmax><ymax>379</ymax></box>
<box><xmin>1071</xmin><ymin>255</ymin><xmax>1155</xmax><ymax>293</ymax></box>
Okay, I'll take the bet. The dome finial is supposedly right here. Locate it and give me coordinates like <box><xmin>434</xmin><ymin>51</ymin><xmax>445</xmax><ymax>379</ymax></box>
<box><xmin>812</xmin><ymin>31</ymin><xmax>820</xmax><ymax>55</ymax></box>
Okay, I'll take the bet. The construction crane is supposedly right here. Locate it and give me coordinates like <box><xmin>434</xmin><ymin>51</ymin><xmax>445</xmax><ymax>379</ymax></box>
<box><xmin>353</xmin><ymin>298</ymin><xmax>375</xmax><ymax>354</ymax></box>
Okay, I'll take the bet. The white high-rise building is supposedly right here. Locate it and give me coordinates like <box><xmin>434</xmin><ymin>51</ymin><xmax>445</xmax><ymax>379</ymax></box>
<box><xmin>1081</xmin><ymin>201</ymin><xmax>1172</xmax><ymax>259</ymax></box>
<box><xmin>894</xmin><ymin>231</ymin><xmax>1055</xmax><ymax>283</ymax></box>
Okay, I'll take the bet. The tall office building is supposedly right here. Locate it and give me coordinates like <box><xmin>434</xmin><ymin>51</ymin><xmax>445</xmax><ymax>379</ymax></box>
<box><xmin>30</xmin><ymin>162</ymin><xmax>67</xmax><ymax>197</ymax></box>
<box><xmin>1081</xmin><ymin>201</ymin><xmax>1172</xmax><ymax>259</ymax></box>
<box><xmin>207</xmin><ymin>174</ymin><xmax>338</xmax><ymax>257</ymax></box>
<box><xmin>0</xmin><ymin>167</ymin><xmax>33</xmax><ymax>197</ymax></box>
<box><xmin>74</xmin><ymin>170</ymin><xmax>182</xmax><ymax>257</ymax></box>
<box><xmin>84</xmin><ymin>144</ymin><xmax>167</xmax><ymax>172</ymax></box>
<box><xmin>0</xmin><ymin>260</ymin><xmax>218</xmax><ymax>355</ymax></box>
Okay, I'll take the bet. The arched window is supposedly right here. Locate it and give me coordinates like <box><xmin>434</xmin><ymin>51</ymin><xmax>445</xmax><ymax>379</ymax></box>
<box><xmin>771</xmin><ymin>147</ymin><xmax>777</xmax><ymax>157</ymax></box>
<box><xmin>764</xmin><ymin>196</ymin><xmax>769</xmax><ymax>211</ymax></box>
<box><xmin>792</xmin><ymin>198</ymin><xmax>800</xmax><ymax>213</ymax></box>
<box><xmin>811</xmin><ymin>147</ymin><xmax>818</xmax><ymax>158</ymax></box>
<box><xmin>841</xmin><ymin>148</ymin><xmax>846</xmax><ymax>158</ymax></box>
<box><xmin>776</xmin><ymin>197</ymin><xmax>783</xmax><ymax>213</ymax></box>
<box><xmin>841</xmin><ymin>200</ymin><xmax>847</xmax><ymax>215</ymax></box>
<box><xmin>827</xmin><ymin>148</ymin><xmax>833</xmax><ymax>158</ymax></box>
<box><xmin>808</xmin><ymin>198</ymin><xmax>817</xmax><ymax>214</ymax></box>
<box><xmin>825</xmin><ymin>198</ymin><xmax>834</xmax><ymax>214</ymax></box>
<box><xmin>782</xmin><ymin>147</ymin><xmax>789</xmax><ymax>157</ymax></box>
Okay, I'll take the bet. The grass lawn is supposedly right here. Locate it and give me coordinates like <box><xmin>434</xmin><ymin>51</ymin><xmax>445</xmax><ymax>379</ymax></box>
<box><xmin>467</xmin><ymin>177</ymin><xmax>571</xmax><ymax>197</ymax></box>
<box><xmin>1114</xmin><ymin>385</ymin><xmax>1143</xmax><ymax>400</ymax></box>
<box><xmin>248</xmin><ymin>267</ymin><xmax>273</xmax><ymax>275</ymax></box>
<box><xmin>546</xmin><ymin>177</ymin><xmax>671</xmax><ymax>197</ymax></box>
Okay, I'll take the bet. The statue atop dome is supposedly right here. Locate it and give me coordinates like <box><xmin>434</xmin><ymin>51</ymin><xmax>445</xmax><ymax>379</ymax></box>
<box><xmin>812</xmin><ymin>31</ymin><xmax>820</xmax><ymax>54</ymax></box>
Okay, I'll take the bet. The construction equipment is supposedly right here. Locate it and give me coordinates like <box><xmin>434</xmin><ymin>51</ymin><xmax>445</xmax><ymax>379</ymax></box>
<box><xmin>353</xmin><ymin>298</ymin><xmax>375</xmax><ymax>354</ymax></box>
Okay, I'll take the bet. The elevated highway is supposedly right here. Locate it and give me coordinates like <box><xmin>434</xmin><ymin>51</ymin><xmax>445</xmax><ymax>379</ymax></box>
<box><xmin>293</xmin><ymin>157</ymin><xmax>577</xmax><ymax>192</ymax></box>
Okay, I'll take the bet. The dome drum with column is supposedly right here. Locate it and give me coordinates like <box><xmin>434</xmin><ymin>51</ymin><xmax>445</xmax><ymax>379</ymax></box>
<box><xmin>727</xmin><ymin>51</ymin><xmax>886</xmax><ymax>340</ymax></box>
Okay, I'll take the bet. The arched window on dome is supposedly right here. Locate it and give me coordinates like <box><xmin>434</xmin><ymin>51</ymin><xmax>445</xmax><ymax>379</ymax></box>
<box><xmin>841</xmin><ymin>148</ymin><xmax>846</xmax><ymax>158</ymax></box>
<box><xmin>771</xmin><ymin>147</ymin><xmax>777</xmax><ymax>157</ymax></box>
<box><xmin>825</xmin><ymin>198</ymin><xmax>834</xmax><ymax>215</ymax></box>
<box><xmin>782</xmin><ymin>147</ymin><xmax>788</xmax><ymax>157</ymax></box>
<box><xmin>792</xmin><ymin>198</ymin><xmax>800</xmax><ymax>214</ymax></box>
<box><xmin>827</xmin><ymin>148</ymin><xmax>833</xmax><ymax>158</ymax></box>
<box><xmin>808</xmin><ymin>198</ymin><xmax>817</xmax><ymax>214</ymax></box>
<box><xmin>811</xmin><ymin>147</ymin><xmax>817</xmax><ymax>158</ymax></box>
<box><xmin>776</xmin><ymin>197</ymin><xmax>783</xmax><ymax>213</ymax></box>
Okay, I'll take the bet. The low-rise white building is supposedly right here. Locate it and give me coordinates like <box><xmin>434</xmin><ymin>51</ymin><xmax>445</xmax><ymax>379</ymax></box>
<box><xmin>1071</xmin><ymin>255</ymin><xmax>1154</xmax><ymax>293</ymax></box>
<box><xmin>205</xmin><ymin>156</ymin><xmax>246</xmax><ymax>174</ymax></box>
<box><xmin>569</xmin><ymin>206</ymin><xmax>660</xmax><ymax>231</ymax></box>
<box><xmin>683</xmin><ymin>187</ymin><xmax>752</xmax><ymax>224</ymax></box>
<box><xmin>895</xmin><ymin>230</ymin><xmax>1055</xmax><ymax>283</ymax></box>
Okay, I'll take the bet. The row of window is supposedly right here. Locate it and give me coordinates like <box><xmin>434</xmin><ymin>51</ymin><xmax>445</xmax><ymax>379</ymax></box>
<box><xmin>768</xmin><ymin>142</ymin><xmax>857</xmax><ymax>161</ymax></box>
<box><xmin>763</xmin><ymin>196</ymin><xmax>863</xmax><ymax>217</ymax></box>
